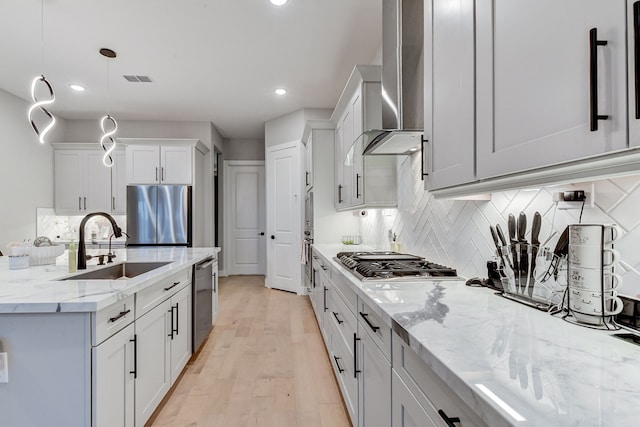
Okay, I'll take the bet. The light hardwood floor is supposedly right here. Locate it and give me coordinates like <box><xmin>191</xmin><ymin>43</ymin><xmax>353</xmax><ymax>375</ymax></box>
<box><xmin>148</xmin><ymin>275</ymin><xmax>351</xmax><ymax>427</ymax></box>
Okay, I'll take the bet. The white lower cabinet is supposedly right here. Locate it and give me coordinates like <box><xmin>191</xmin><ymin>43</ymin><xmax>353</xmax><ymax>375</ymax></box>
<box><xmin>358</xmin><ymin>326</ymin><xmax>391</xmax><ymax>427</ymax></box>
<box><xmin>92</xmin><ymin>323</ymin><xmax>135</xmax><ymax>427</ymax></box>
<box><xmin>135</xmin><ymin>283</ymin><xmax>192</xmax><ymax>427</ymax></box>
<box><xmin>328</xmin><ymin>312</ymin><xmax>358</xmax><ymax>424</ymax></box>
<box><xmin>392</xmin><ymin>371</ymin><xmax>438</xmax><ymax>427</ymax></box>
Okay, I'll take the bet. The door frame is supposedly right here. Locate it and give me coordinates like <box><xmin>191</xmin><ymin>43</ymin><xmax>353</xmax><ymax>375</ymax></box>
<box><xmin>223</xmin><ymin>160</ymin><xmax>266</xmax><ymax>276</ymax></box>
<box><xmin>265</xmin><ymin>141</ymin><xmax>304</xmax><ymax>294</ymax></box>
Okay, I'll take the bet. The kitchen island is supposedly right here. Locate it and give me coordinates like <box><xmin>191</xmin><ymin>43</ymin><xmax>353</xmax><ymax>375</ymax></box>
<box><xmin>313</xmin><ymin>244</ymin><xmax>640</xmax><ymax>427</ymax></box>
<box><xmin>0</xmin><ymin>246</ymin><xmax>219</xmax><ymax>427</ymax></box>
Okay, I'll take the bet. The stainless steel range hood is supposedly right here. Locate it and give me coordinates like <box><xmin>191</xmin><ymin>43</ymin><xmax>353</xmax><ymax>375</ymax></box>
<box><xmin>362</xmin><ymin>0</ymin><xmax>424</xmax><ymax>156</ymax></box>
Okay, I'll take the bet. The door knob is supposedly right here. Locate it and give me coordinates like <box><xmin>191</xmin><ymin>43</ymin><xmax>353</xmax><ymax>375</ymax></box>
<box><xmin>259</xmin><ymin>232</ymin><xmax>265</xmax><ymax>236</ymax></box>
<box><xmin>271</xmin><ymin>235</ymin><xmax>275</xmax><ymax>240</ymax></box>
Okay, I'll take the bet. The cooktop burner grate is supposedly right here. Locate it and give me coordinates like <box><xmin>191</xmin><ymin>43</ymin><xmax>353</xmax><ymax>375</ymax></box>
<box><xmin>336</xmin><ymin>251</ymin><xmax>458</xmax><ymax>280</ymax></box>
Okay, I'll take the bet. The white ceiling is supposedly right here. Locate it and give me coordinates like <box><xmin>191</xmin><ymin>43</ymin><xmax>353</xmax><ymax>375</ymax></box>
<box><xmin>0</xmin><ymin>0</ymin><xmax>382</xmax><ymax>139</ymax></box>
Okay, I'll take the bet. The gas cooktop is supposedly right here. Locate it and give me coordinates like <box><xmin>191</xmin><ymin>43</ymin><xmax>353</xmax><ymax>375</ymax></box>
<box><xmin>335</xmin><ymin>251</ymin><xmax>458</xmax><ymax>281</ymax></box>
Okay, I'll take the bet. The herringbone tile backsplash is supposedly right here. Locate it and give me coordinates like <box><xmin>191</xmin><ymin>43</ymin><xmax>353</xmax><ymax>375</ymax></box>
<box><xmin>360</xmin><ymin>154</ymin><xmax>640</xmax><ymax>298</ymax></box>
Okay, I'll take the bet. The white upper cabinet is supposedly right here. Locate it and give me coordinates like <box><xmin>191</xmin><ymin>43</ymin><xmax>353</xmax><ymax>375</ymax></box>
<box><xmin>476</xmin><ymin>0</ymin><xmax>628</xmax><ymax>179</ymax></box>
<box><xmin>126</xmin><ymin>145</ymin><xmax>193</xmax><ymax>185</ymax></box>
<box><xmin>629</xmin><ymin>0</ymin><xmax>640</xmax><ymax>146</ymax></box>
<box><xmin>54</xmin><ymin>149</ymin><xmax>112</xmax><ymax>214</ymax></box>
<box><xmin>304</xmin><ymin>134</ymin><xmax>314</xmax><ymax>192</ymax></box>
<box><xmin>424</xmin><ymin>0</ymin><xmax>476</xmax><ymax>190</ymax></box>
<box><xmin>331</xmin><ymin>65</ymin><xmax>397</xmax><ymax>211</ymax></box>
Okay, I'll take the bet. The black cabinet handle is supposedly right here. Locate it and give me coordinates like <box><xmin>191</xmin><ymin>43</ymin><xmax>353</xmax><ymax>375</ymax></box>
<box><xmin>421</xmin><ymin>136</ymin><xmax>429</xmax><ymax>180</ymax></box>
<box><xmin>164</xmin><ymin>281</ymin><xmax>180</xmax><ymax>291</ymax></box>
<box><xmin>332</xmin><ymin>311</ymin><xmax>343</xmax><ymax>324</ymax></box>
<box><xmin>634</xmin><ymin>2</ymin><xmax>640</xmax><ymax>119</ymax></box>
<box><xmin>129</xmin><ymin>335</ymin><xmax>138</xmax><ymax>379</ymax></box>
<box><xmin>438</xmin><ymin>409</ymin><xmax>461</xmax><ymax>427</ymax></box>
<box><xmin>112</xmin><ymin>196</ymin><xmax>116</xmax><ymax>211</ymax></box>
<box><xmin>589</xmin><ymin>28</ymin><xmax>609</xmax><ymax>131</ymax></box>
<box><xmin>321</xmin><ymin>265</ymin><xmax>327</xmax><ymax>271</ymax></box>
<box><xmin>356</xmin><ymin>173</ymin><xmax>361</xmax><ymax>198</ymax></box>
<box><xmin>79</xmin><ymin>197</ymin><xmax>82</xmax><ymax>210</ymax></box>
<box><xmin>359</xmin><ymin>312</ymin><xmax>380</xmax><ymax>332</ymax></box>
<box><xmin>84</xmin><ymin>197</ymin><xmax>87</xmax><ymax>210</ymax></box>
<box><xmin>155</xmin><ymin>167</ymin><xmax>158</xmax><ymax>181</ymax></box>
<box><xmin>168</xmin><ymin>306</ymin><xmax>175</xmax><ymax>339</ymax></box>
<box><xmin>161</xmin><ymin>167</ymin><xmax>165</xmax><ymax>181</ymax></box>
<box><xmin>333</xmin><ymin>355</ymin><xmax>345</xmax><ymax>373</ymax></box>
<box><xmin>270</xmin><ymin>235</ymin><xmax>275</xmax><ymax>240</ymax></box>
<box><xmin>323</xmin><ymin>286</ymin><xmax>328</xmax><ymax>312</ymax></box>
<box><xmin>353</xmin><ymin>333</ymin><xmax>361</xmax><ymax>379</ymax></box>
<box><xmin>338</xmin><ymin>185</ymin><xmax>343</xmax><ymax>203</ymax></box>
<box><xmin>259</xmin><ymin>232</ymin><xmax>265</xmax><ymax>236</ymax></box>
<box><xmin>108</xmin><ymin>309</ymin><xmax>131</xmax><ymax>323</ymax></box>
<box><xmin>174</xmin><ymin>302</ymin><xmax>179</xmax><ymax>336</ymax></box>
<box><xmin>305</xmin><ymin>171</ymin><xmax>310</xmax><ymax>186</ymax></box>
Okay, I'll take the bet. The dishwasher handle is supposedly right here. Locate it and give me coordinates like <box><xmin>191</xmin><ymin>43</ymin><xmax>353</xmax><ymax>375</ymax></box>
<box><xmin>196</xmin><ymin>257</ymin><xmax>215</xmax><ymax>270</ymax></box>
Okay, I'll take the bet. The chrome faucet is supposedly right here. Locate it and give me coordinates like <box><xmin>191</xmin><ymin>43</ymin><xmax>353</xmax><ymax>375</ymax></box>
<box><xmin>77</xmin><ymin>212</ymin><xmax>123</xmax><ymax>270</ymax></box>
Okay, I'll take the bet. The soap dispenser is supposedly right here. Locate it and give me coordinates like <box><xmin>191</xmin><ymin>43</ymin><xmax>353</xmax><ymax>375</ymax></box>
<box><xmin>391</xmin><ymin>233</ymin><xmax>401</xmax><ymax>253</ymax></box>
<box><xmin>68</xmin><ymin>240</ymin><xmax>77</xmax><ymax>273</ymax></box>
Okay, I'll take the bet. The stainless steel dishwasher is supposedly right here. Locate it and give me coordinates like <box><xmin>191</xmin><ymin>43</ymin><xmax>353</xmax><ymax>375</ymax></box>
<box><xmin>193</xmin><ymin>257</ymin><xmax>214</xmax><ymax>352</ymax></box>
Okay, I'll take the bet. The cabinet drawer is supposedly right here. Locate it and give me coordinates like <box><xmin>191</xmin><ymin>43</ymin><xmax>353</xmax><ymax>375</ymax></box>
<box><xmin>327</xmin><ymin>288</ymin><xmax>357</xmax><ymax>357</ymax></box>
<box><xmin>329</xmin><ymin>316</ymin><xmax>358</xmax><ymax>426</ymax></box>
<box><xmin>358</xmin><ymin>298</ymin><xmax>391</xmax><ymax>360</ymax></box>
<box><xmin>332</xmin><ymin>269</ymin><xmax>358</xmax><ymax>314</ymax></box>
<box><xmin>136</xmin><ymin>268</ymin><xmax>191</xmax><ymax>318</ymax></box>
<box><xmin>392</xmin><ymin>332</ymin><xmax>486</xmax><ymax>427</ymax></box>
<box><xmin>93</xmin><ymin>294</ymin><xmax>135</xmax><ymax>346</ymax></box>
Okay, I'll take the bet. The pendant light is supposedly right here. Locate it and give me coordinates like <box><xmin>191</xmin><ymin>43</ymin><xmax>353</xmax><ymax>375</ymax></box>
<box><xmin>99</xmin><ymin>48</ymin><xmax>118</xmax><ymax>168</ymax></box>
<box><xmin>27</xmin><ymin>0</ymin><xmax>56</xmax><ymax>144</ymax></box>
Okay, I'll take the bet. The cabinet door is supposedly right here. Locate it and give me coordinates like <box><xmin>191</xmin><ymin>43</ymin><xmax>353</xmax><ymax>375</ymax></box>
<box><xmin>92</xmin><ymin>323</ymin><xmax>135</xmax><ymax>427</ymax></box>
<box><xmin>476</xmin><ymin>0</ymin><xmax>627</xmax><ymax>179</ymax></box>
<box><xmin>335</xmin><ymin>123</ymin><xmax>347</xmax><ymax>209</ymax></box>
<box><xmin>629</xmin><ymin>0</ymin><xmax>640</xmax><ymax>146</ymax></box>
<box><xmin>169</xmin><ymin>285</ymin><xmax>192</xmax><ymax>383</ymax></box>
<box><xmin>359</xmin><ymin>329</ymin><xmax>391</xmax><ymax>427</ymax></box>
<box><xmin>85</xmin><ymin>152</ymin><xmax>112</xmax><ymax>212</ymax></box>
<box><xmin>351</xmin><ymin>91</ymin><xmax>364</xmax><ymax>206</ymax></box>
<box><xmin>54</xmin><ymin>150</ymin><xmax>85</xmax><ymax>214</ymax></box>
<box><xmin>340</xmin><ymin>109</ymin><xmax>355</xmax><ymax>207</ymax></box>
<box><xmin>126</xmin><ymin>145</ymin><xmax>160</xmax><ymax>184</ymax></box>
<box><xmin>425</xmin><ymin>0</ymin><xmax>476</xmax><ymax>190</ymax></box>
<box><xmin>392</xmin><ymin>372</ymin><xmax>438</xmax><ymax>427</ymax></box>
<box><xmin>305</xmin><ymin>135</ymin><xmax>313</xmax><ymax>191</ymax></box>
<box><xmin>111</xmin><ymin>151</ymin><xmax>127</xmax><ymax>214</ymax></box>
<box><xmin>161</xmin><ymin>146</ymin><xmax>192</xmax><ymax>184</ymax></box>
<box><xmin>135</xmin><ymin>299</ymin><xmax>171</xmax><ymax>427</ymax></box>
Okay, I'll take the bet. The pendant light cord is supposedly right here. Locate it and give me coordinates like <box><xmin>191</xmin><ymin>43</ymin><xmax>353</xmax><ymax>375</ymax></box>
<box><xmin>40</xmin><ymin>0</ymin><xmax>44</xmax><ymax>72</ymax></box>
<box><xmin>106</xmin><ymin>57</ymin><xmax>111</xmax><ymax>115</ymax></box>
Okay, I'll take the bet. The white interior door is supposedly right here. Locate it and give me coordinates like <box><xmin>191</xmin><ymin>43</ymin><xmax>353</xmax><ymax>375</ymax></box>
<box><xmin>266</xmin><ymin>142</ymin><xmax>303</xmax><ymax>294</ymax></box>
<box><xmin>224</xmin><ymin>161</ymin><xmax>266</xmax><ymax>275</ymax></box>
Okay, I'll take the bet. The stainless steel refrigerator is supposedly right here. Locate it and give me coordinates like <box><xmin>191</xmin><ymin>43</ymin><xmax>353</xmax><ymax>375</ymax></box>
<box><xmin>126</xmin><ymin>185</ymin><xmax>192</xmax><ymax>246</ymax></box>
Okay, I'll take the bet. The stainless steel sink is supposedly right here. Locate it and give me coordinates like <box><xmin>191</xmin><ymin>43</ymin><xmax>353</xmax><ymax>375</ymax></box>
<box><xmin>60</xmin><ymin>262</ymin><xmax>171</xmax><ymax>280</ymax></box>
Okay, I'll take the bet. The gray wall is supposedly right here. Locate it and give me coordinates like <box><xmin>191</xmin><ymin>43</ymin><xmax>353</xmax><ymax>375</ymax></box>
<box><xmin>223</xmin><ymin>139</ymin><xmax>265</xmax><ymax>160</ymax></box>
<box><xmin>0</xmin><ymin>89</ymin><xmax>66</xmax><ymax>248</ymax></box>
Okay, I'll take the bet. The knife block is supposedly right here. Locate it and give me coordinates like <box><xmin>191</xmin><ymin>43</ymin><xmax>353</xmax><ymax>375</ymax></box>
<box><xmin>495</xmin><ymin>243</ymin><xmax>564</xmax><ymax>310</ymax></box>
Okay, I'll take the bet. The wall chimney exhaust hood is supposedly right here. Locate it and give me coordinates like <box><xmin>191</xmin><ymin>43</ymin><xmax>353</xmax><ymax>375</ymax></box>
<box><xmin>362</xmin><ymin>0</ymin><xmax>424</xmax><ymax>156</ymax></box>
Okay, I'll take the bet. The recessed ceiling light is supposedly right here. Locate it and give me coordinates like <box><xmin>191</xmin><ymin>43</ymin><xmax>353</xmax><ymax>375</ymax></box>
<box><xmin>275</xmin><ymin>88</ymin><xmax>287</xmax><ymax>95</ymax></box>
<box><xmin>69</xmin><ymin>84</ymin><xmax>85</xmax><ymax>92</ymax></box>
<box><xmin>270</xmin><ymin>0</ymin><xmax>288</xmax><ymax>5</ymax></box>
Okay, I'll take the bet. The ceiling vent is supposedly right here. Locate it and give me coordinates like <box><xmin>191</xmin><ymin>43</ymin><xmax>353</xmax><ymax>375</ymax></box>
<box><xmin>123</xmin><ymin>75</ymin><xmax>152</xmax><ymax>82</ymax></box>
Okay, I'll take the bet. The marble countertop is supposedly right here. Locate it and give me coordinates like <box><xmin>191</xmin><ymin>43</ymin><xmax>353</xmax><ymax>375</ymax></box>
<box><xmin>0</xmin><ymin>247</ymin><xmax>220</xmax><ymax>314</ymax></box>
<box><xmin>313</xmin><ymin>244</ymin><xmax>640</xmax><ymax>427</ymax></box>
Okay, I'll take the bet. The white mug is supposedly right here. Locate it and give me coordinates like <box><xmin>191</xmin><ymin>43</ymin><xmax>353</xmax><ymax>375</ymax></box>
<box><xmin>569</xmin><ymin>288</ymin><xmax>624</xmax><ymax>316</ymax></box>
<box><xmin>568</xmin><ymin>266</ymin><xmax>622</xmax><ymax>291</ymax></box>
<box><xmin>568</xmin><ymin>224</ymin><xmax>618</xmax><ymax>246</ymax></box>
<box><xmin>568</xmin><ymin>245</ymin><xmax>619</xmax><ymax>269</ymax></box>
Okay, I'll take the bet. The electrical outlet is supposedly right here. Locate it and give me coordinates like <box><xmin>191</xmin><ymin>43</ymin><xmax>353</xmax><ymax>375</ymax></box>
<box><xmin>0</xmin><ymin>352</ymin><xmax>8</xmax><ymax>383</ymax></box>
<box><xmin>553</xmin><ymin>183</ymin><xmax>595</xmax><ymax>210</ymax></box>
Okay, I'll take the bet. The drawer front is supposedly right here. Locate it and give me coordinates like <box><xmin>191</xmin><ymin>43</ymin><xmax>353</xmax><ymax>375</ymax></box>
<box><xmin>136</xmin><ymin>268</ymin><xmax>191</xmax><ymax>318</ymax></box>
<box><xmin>358</xmin><ymin>298</ymin><xmax>391</xmax><ymax>360</ymax></box>
<box><xmin>392</xmin><ymin>332</ymin><xmax>486</xmax><ymax>427</ymax></box>
<box><xmin>329</xmin><ymin>317</ymin><xmax>358</xmax><ymax>426</ymax></box>
<box><xmin>94</xmin><ymin>294</ymin><xmax>135</xmax><ymax>346</ymax></box>
<box><xmin>332</xmin><ymin>269</ymin><xmax>358</xmax><ymax>313</ymax></box>
<box><xmin>327</xmin><ymin>289</ymin><xmax>357</xmax><ymax>358</ymax></box>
